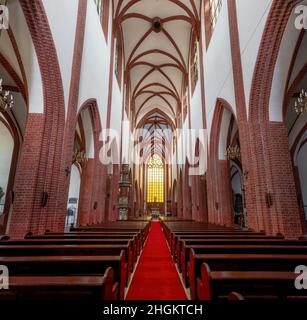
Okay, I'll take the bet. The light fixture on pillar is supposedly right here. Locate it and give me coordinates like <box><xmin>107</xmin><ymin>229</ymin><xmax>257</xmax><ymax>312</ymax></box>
<box><xmin>243</xmin><ymin>170</ymin><xmax>249</xmax><ymax>179</ymax></box>
<box><xmin>0</xmin><ymin>78</ymin><xmax>14</xmax><ymax>114</ymax></box>
<box><xmin>72</xmin><ymin>149</ymin><xmax>87</xmax><ymax>166</ymax></box>
<box><xmin>294</xmin><ymin>89</ymin><xmax>307</xmax><ymax>116</ymax></box>
<box><xmin>225</xmin><ymin>145</ymin><xmax>241</xmax><ymax>161</ymax></box>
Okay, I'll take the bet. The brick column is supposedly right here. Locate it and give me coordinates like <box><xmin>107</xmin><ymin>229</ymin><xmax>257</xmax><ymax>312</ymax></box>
<box><xmin>191</xmin><ymin>175</ymin><xmax>199</xmax><ymax>221</ymax></box>
<box><xmin>182</xmin><ymin>165</ymin><xmax>192</xmax><ymax>219</ymax></box>
<box><xmin>199</xmin><ymin>175</ymin><xmax>209</xmax><ymax>223</ymax></box>
<box><xmin>97</xmin><ymin>164</ymin><xmax>108</xmax><ymax>223</ymax></box>
<box><xmin>207</xmin><ymin>159</ymin><xmax>233</xmax><ymax>227</ymax></box>
<box><xmin>109</xmin><ymin>165</ymin><xmax>119</xmax><ymax>221</ymax></box>
<box><xmin>78</xmin><ymin>159</ymin><xmax>95</xmax><ymax>226</ymax></box>
<box><xmin>177</xmin><ymin>171</ymin><xmax>183</xmax><ymax>218</ymax></box>
<box><xmin>9</xmin><ymin>114</ymin><xmax>45</xmax><ymax>238</ymax></box>
<box><xmin>245</xmin><ymin>122</ymin><xmax>303</xmax><ymax>237</ymax></box>
<box><xmin>9</xmin><ymin>0</ymin><xmax>66</xmax><ymax>238</ymax></box>
<box><xmin>54</xmin><ymin>0</ymin><xmax>88</xmax><ymax>229</ymax></box>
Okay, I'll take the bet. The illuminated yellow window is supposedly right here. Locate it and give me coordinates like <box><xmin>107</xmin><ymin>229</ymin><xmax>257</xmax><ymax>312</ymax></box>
<box><xmin>147</xmin><ymin>155</ymin><xmax>164</xmax><ymax>203</ymax></box>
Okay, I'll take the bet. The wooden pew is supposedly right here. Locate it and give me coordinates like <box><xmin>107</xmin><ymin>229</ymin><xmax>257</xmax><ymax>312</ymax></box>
<box><xmin>197</xmin><ymin>263</ymin><xmax>307</xmax><ymax>301</ymax></box>
<box><xmin>170</xmin><ymin>231</ymin><xmax>268</xmax><ymax>256</ymax></box>
<box><xmin>180</xmin><ymin>243</ymin><xmax>307</xmax><ymax>287</ymax></box>
<box><xmin>188</xmin><ymin>250</ymin><xmax>307</xmax><ymax>300</ymax></box>
<box><xmin>22</xmin><ymin>234</ymin><xmax>140</xmax><ymax>258</ymax></box>
<box><xmin>0</xmin><ymin>243</ymin><xmax>134</xmax><ymax>283</ymax></box>
<box><xmin>160</xmin><ymin>220</ymin><xmax>264</xmax><ymax>247</ymax></box>
<box><xmin>26</xmin><ymin>233</ymin><xmax>136</xmax><ymax>240</ymax></box>
<box><xmin>73</xmin><ymin>222</ymin><xmax>150</xmax><ymax>242</ymax></box>
<box><xmin>41</xmin><ymin>231</ymin><xmax>143</xmax><ymax>253</ymax></box>
<box><xmin>0</xmin><ymin>253</ymin><xmax>127</xmax><ymax>300</ymax></box>
<box><xmin>174</xmin><ymin>234</ymin><xmax>284</xmax><ymax>265</ymax></box>
<box><xmin>46</xmin><ymin>231</ymin><xmax>138</xmax><ymax>235</ymax></box>
<box><xmin>46</xmin><ymin>230</ymin><xmax>145</xmax><ymax>248</ymax></box>
<box><xmin>0</xmin><ymin>268</ymin><xmax>117</xmax><ymax>301</ymax></box>
<box><xmin>161</xmin><ymin>220</ymin><xmax>234</xmax><ymax>231</ymax></box>
<box><xmin>70</xmin><ymin>221</ymin><xmax>151</xmax><ymax>234</ymax></box>
<box><xmin>228</xmin><ymin>292</ymin><xmax>245</xmax><ymax>300</ymax></box>
<box><xmin>176</xmin><ymin>237</ymin><xmax>302</xmax><ymax>274</ymax></box>
<box><xmin>46</xmin><ymin>230</ymin><xmax>144</xmax><ymax>251</ymax></box>
<box><xmin>161</xmin><ymin>223</ymin><xmax>232</xmax><ymax>244</ymax></box>
<box><xmin>0</xmin><ymin>238</ymin><xmax>137</xmax><ymax>270</ymax></box>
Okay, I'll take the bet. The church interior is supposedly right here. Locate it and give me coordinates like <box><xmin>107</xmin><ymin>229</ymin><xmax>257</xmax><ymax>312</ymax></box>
<box><xmin>0</xmin><ymin>0</ymin><xmax>307</xmax><ymax>304</ymax></box>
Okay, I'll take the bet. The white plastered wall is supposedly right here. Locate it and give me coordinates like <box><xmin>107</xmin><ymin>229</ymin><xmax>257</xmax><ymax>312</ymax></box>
<box><xmin>202</xmin><ymin>1</ymin><xmax>236</xmax><ymax>145</ymax></box>
<box><xmin>236</xmin><ymin>0</ymin><xmax>272</xmax><ymax>116</ymax></box>
<box><xmin>3</xmin><ymin>1</ymin><xmax>44</xmax><ymax>114</ymax></box>
<box><xmin>42</xmin><ymin>0</ymin><xmax>79</xmax><ymax>117</ymax></box>
<box><xmin>78</xmin><ymin>0</ymin><xmax>113</xmax><ymax>130</ymax></box>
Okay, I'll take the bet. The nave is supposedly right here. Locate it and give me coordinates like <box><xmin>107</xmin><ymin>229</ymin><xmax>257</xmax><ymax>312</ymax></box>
<box><xmin>126</xmin><ymin>222</ymin><xmax>187</xmax><ymax>300</ymax></box>
<box><xmin>0</xmin><ymin>0</ymin><xmax>307</xmax><ymax>309</ymax></box>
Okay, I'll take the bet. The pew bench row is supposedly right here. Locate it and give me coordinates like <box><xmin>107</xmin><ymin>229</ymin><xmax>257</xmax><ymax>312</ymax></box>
<box><xmin>161</xmin><ymin>221</ymin><xmax>307</xmax><ymax>301</ymax></box>
<box><xmin>0</xmin><ymin>221</ymin><xmax>150</xmax><ymax>301</ymax></box>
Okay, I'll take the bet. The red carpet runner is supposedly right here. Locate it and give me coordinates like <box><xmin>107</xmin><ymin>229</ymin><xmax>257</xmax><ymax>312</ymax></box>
<box><xmin>126</xmin><ymin>222</ymin><xmax>187</xmax><ymax>300</ymax></box>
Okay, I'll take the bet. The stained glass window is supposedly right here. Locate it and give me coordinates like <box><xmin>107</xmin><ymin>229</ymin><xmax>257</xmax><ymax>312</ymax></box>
<box><xmin>147</xmin><ymin>155</ymin><xmax>164</xmax><ymax>203</ymax></box>
<box><xmin>209</xmin><ymin>0</ymin><xmax>222</xmax><ymax>30</ymax></box>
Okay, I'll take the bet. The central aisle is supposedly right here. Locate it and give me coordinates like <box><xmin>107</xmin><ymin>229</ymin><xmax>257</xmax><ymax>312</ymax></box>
<box><xmin>126</xmin><ymin>221</ymin><xmax>187</xmax><ymax>300</ymax></box>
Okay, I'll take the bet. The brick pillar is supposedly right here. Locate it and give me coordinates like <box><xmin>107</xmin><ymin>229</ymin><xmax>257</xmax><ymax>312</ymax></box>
<box><xmin>77</xmin><ymin>153</ymin><xmax>106</xmax><ymax>227</ymax></box>
<box><xmin>192</xmin><ymin>175</ymin><xmax>209</xmax><ymax>223</ymax></box>
<box><xmin>207</xmin><ymin>159</ymin><xmax>233</xmax><ymax>227</ymax></box>
<box><xmin>9</xmin><ymin>114</ymin><xmax>45</xmax><ymax>239</ymax></box>
<box><xmin>98</xmin><ymin>164</ymin><xmax>108</xmax><ymax>223</ymax></box>
<box><xmin>206</xmin><ymin>160</ymin><xmax>216</xmax><ymax>224</ymax></box>
<box><xmin>78</xmin><ymin>159</ymin><xmax>95</xmax><ymax>226</ymax></box>
<box><xmin>244</xmin><ymin>0</ymin><xmax>303</xmax><ymax>238</ymax></box>
<box><xmin>109</xmin><ymin>165</ymin><xmax>119</xmax><ymax>221</ymax></box>
<box><xmin>9</xmin><ymin>1</ymin><xmax>67</xmax><ymax>238</ymax></box>
<box><xmin>199</xmin><ymin>175</ymin><xmax>209</xmax><ymax>223</ymax></box>
<box><xmin>218</xmin><ymin>160</ymin><xmax>233</xmax><ymax>226</ymax></box>
<box><xmin>191</xmin><ymin>175</ymin><xmax>199</xmax><ymax>221</ymax></box>
<box><xmin>171</xmin><ymin>181</ymin><xmax>177</xmax><ymax>217</ymax></box>
<box><xmin>104</xmin><ymin>173</ymin><xmax>111</xmax><ymax>222</ymax></box>
<box><xmin>182</xmin><ymin>174</ymin><xmax>188</xmax><ymax>219</ymax></box>
<box><xmin>53</xmin><ymin>1</ymin><xmax>88</xmax><ymax>230</ymax></box>
<box><xmin>245</xmin><ymin>122</ymin><xmax>303</xmax><ymax>238</ymax></box>
<box><xmin>90</xmin><ymin>161</ymin><xmax>107</xmax><ymax>225</ymax></box>
<box><xmin>182</xmin><ymin>165</ymin><xmax>192</xmax><ymax>220</ymax></box>
<box><xmin>177</xmin><ymin>172</ymin><xmax>183</xmax><ymax>218</ymax></box>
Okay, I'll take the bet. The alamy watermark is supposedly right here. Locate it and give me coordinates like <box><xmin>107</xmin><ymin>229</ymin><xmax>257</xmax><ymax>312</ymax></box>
<box><xmin>0</xmin><ymin>265</ymin><xmax>9</xmax><ymax>290</ymax></box>
<box><xmin>0</xmin><ymin>5</ymin><xmax>9</xmax><ymax>30</ymax></box>
<box><xmin>295</xmin><ymin>265</ymin><xmax>307</xmax><ymax>290</ymax></box>
<box><xmin>295</xmin><ymin>5</ymin><xmax>307</xmax><ymax>30</ymax></box>
<box><xmin>98</xmin><ymin>122</ymin><xmax>208</xmax><ymax>176</ymax></box>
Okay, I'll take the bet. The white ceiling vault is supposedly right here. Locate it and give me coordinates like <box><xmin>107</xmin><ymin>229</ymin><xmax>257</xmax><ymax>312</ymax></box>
<box><xmin>113</xmin><ymin>0</ymin><xmax>201</xmax><ymax>157</ymax></box>
<box><xmin>114</xmin><ymin>0</ymin><xmax>201</xmax><ymax>158</ymax></box>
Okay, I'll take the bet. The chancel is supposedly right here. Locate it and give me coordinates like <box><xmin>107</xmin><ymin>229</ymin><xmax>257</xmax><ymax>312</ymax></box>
<box><xmin>0</xmin><ymin>0</ymin><xmax>306</xmax><ymax>304</ymax></box>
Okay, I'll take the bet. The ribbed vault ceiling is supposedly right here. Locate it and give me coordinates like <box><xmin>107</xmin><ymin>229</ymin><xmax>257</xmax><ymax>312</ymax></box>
<box><xmin>114</xmin><ymin>0</ymin><xmax>201</xmax><ymax>157</ymax></box>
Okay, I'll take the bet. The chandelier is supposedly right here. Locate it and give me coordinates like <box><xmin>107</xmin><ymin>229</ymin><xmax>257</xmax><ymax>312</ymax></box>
<box><xmin>0</xmin><ymin>78</ymin><xmax>14</xmax><ymax>113</ymax></box>
<box><xmin>226</xmin><ymin>145</ymin><xmax>241</xmax><ymax>161</ymax></box>
<box><xmin>294</xmin><ymin>89</ymin><xmax>307</xmax><ymax>116</ymax></box>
